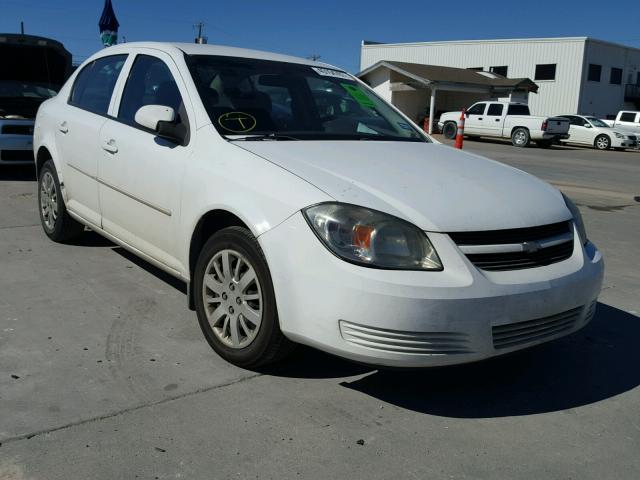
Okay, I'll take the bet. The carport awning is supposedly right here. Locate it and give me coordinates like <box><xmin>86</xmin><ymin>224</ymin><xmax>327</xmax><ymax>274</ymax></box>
<box><xmin>358</xmin><ymin>60</ymin><xmax>538</xmax><ymax>94</ymax></box>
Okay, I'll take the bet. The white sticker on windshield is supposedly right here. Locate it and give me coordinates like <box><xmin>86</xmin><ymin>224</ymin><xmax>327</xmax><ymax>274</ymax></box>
<box><xmin>311</xmin><ymin>67</ymin><xmax>353</xmax><ymax>80</ymax></box>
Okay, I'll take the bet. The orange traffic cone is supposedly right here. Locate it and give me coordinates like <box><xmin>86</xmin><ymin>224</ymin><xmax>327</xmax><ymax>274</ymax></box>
<box><xmin>454</xmin><ymin>109</ymin><xmax>465</xmax><ymax>149</ymax></box>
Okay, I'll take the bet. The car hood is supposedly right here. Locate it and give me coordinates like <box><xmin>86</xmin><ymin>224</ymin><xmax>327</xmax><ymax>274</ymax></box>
<box><xmin>236</xmin><ymin>141</ymin><xmax>571</xmax><ymax>232</ymax></box>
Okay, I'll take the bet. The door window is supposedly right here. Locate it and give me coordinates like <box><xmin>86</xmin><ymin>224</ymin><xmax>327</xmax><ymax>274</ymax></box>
<box><xmin>486</xmin><ymin>104</ymin><xmax>504</xmax><ymax>116</ymax></box>
<box><xmin>620</xmin><ymin>112</ymin><xmax>636</xmax><ymax>122</ymax></box>
<box><xmin>69</xmin><ymin>55</ymin><xmax>127</xmax><ymax>114</ymax></box>
<box><xmin>467</xmin><ymin>103</ymin><xmax>486</xmax><ymax>115</ymax></box>
<box><xmin>117</xmin><ymin>55</ymin><xmax>185</xmax><ymax>125</ymax></box>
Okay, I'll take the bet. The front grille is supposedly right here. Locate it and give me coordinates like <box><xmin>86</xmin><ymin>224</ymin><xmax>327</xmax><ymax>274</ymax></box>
<box><xmin>492</xmin><ymin>306</ymin><xmax>583</xmax><ymax>350</ymax></box>
<box><xmin>449</xmin><ymin>221</ymin><xmax>570</xmax><ymax>245</ymax></box>
<box><xmin>628</xmin><ymin>135</ymin><xmax>637</xmax><ymax>141</ymax></box>
<box><xmin>1</xmin><ymin>124</ymin><xmax>33</xmax><ymax>135</ymax></box>
<box><xmin>449</xmin><ymin>221</ymin><xmax>574</xmax><ymax>271</ymax></box>
<box><xmin>339</xmin><ymin>321</ymin><xmax>472</xmax><ymax>355</ymax></box>
<box><xmin>0</xmin><ymin>150</ymin><xmax>33</xmax><ymax>161</ymax></box>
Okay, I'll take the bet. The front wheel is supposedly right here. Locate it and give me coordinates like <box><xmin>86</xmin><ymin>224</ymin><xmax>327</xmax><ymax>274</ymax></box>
<box><xmin>442</xmin><ymin>121</ymin><xmax>457</xmax><ymax>140</ymax></box>
<box><xmin>193</xmin><ymin>226</ymin><xmax>294</xmax><ymax>368</ymax></box>
<box><xmin>594</xmin><ymin>134</ymin><xmax>611</xmax><ymax>150</ymax></box>
<box><xmin>511</xmin><ymin>128</ymin><xmax>530</xmax><ymax>147</ymax></box>
<box><xmin>38</xmin><ymin>160</ymin><xmax>85</xmax><ymax>242</ymax></box>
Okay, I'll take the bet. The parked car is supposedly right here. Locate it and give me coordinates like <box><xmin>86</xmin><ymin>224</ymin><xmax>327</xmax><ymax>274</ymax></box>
<box><xmin>0</xmin><ymin>34</ymin><xmax>71</xmax><ymax>164</ymax></box>
<box><xmin>438</xmin><ymin>101</ymin><xmax>570</xmax><ymax>148</ymax></box>
<box><xmin>34</xmin><ymin>42</ymin><xmax>603</xmax><ymax>368</ymax></box>
<box><xmin>559</xmin><ymin>115</ymin><xmax>637</xmax><ymax>150</ymax></box>
<box><xmin>602</xmin><ymin>111</ymin><xmax>640</xmax><ymax>135</ymax></box>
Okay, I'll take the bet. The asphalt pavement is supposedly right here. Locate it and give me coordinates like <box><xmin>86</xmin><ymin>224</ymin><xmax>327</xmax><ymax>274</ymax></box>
<box><xmin>1</xmin><ymin>139</ymin><xmax>639</xmax><ymax>480</ymax></box>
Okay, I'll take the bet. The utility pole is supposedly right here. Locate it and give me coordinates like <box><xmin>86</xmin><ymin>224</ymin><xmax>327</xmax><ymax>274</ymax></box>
<box><xmin>20</xmin><ymin>21</ymin><xmax>24</xmax><ymax>35</ymax></box>
<box><xmin>194</xmin><ymin>22</ymin><xmax>207</xmax><ymax>44</ymax></box>
<box><xmin>307</xmin><ymin>54</ymin><xmax>321</xmax><ymax>61</ymax></box>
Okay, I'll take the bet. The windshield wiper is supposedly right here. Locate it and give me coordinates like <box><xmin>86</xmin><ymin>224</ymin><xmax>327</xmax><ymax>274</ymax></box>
<box><xmin>228</xmin><ymin>133</ymin><xmax>300</xmax><ymax>141</ymax></box>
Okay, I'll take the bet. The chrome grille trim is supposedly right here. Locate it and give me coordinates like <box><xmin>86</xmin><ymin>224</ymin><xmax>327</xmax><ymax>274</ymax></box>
<box><xmin>492</xmin><ymin>306</ymin><xmax>583</xmax><ymax>349</ymax></box>
<box><xmin>340</xmin><ymin>321</ymin><xmax>472</xmax><ymax>355</ymax></box>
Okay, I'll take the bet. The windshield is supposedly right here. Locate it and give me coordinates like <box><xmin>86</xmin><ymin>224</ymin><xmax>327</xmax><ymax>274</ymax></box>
<box><xmin>0</xmin><ymin>80</ymin><xmax>58</xmax><ymax>99</ymax></box>
<box><xmin>186</xmin><ymin>55</ymin><xmax>426</xmax><ymax>142</ymax></box>
<box><xmin>586</xmin><ymin>117</ymin><xmax>610</xmax><ymax>128</ymax></box>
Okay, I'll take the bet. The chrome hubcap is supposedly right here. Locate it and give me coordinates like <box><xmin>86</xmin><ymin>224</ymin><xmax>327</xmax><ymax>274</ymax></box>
<box><xmin>40</xmin><ymin>171</ymin><xmax>58</xmax><ymax>230</ymax></box>
<box><xmin>514</xmin><ymin>131</ymin><xmax>526</xmax><ymax>144</ymax></box>
<box><xmin>202</xmin><ymin>249</ymin><xmax>263</xmax><ymax>349</ymax></box>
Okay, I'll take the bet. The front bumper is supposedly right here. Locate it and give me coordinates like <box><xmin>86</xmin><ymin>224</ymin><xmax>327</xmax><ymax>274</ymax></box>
<box><xmin>0</xmin><ymin>119</ymin><xmax>35</xmax><ymax>164</ymax></box>
<box><xmin>259</xmin><ymin>213</ymin><xmax>604</xmax><ymax>367</ymax></box>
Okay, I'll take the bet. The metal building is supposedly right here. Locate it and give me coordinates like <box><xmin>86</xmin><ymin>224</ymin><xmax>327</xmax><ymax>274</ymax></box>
<box><xmin>360</xmin><ymin>37</ymin><xmax>640</xmax><ymax>118</ymax></box>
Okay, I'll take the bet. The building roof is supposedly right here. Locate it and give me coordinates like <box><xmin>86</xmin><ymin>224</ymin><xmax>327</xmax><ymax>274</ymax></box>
<box><xmin>358</xmin><ymin>60</ymin><xmax>539</xmax><ymax>93</ymax></box>
<box><xmin>361</xmin><ymin>36</ymin><xmax>640</xmax><ymax>53</ymax></box>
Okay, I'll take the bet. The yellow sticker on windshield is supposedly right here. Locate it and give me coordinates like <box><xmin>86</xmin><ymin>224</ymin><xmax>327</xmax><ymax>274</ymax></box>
<box><xmin>341</xmin><ymin>83</ymin><xmax>376</xmax><ymax>108</ymax></box>
<box><xmin>218</xmin><ymin>112</ymin><xmax>257</xmax><ymax>133</ymax></box>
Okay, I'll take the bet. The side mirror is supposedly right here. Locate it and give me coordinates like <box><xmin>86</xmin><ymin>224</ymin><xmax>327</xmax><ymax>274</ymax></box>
<box><xmin>134</xmin><ymin>105</ymin><xmax>187</xmax><ymax>145</ymax></box>
<box><xmin>584</xmin><ymin>123</ymin><xmax>592</xmax><ymax>128</ymax></box>
<box><xmin>135</xmin><ymin>105</ymin><xmax>175</xmax><ymax>131</ymax></box>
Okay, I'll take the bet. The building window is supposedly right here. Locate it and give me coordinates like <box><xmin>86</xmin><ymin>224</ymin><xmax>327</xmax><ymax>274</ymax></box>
<box><xmin>587</xmin><ymin>64</ymin><xmax>601</xmax><ymax>82</ymax></box>
<box><xmin>490</xmin><ymin>66</ymin><xmax>508</xmax><ymax>77</ymax></box>
<box><xmin>467</xmin><ymin>67</ymin><xmax>483</xmax><ymax>71</ymax></box>
<box><xmin>535</xmin><ymin>64</ymin><xmax>556</xmax><ymax>81</ymax></box>
<box><xmin>610</xmin><ymin>67</ymin><xmax>623</xmax><ymax>85</ymax></box>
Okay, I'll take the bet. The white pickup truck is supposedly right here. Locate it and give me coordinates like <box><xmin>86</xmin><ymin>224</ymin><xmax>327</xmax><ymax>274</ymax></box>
<box><xmin>438</xmin><ymin>101</ymin><xmax>570</xmax><ymax>148</ymax></box>
<box><xmin>602</xmin><ymin>111</ymin><xmax>640</xmax><ymax>135</ymax></box>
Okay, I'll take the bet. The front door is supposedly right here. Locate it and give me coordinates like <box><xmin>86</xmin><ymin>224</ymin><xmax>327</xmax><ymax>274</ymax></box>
<box><xmin>464</xmin><ymin>102</ymin><xmax>487</xmax><ymax>135</ymax></box>
<box><xmin>98</xmin><ymin>51</ymin><xmax>193</xmax><ymax>273</ymax></box>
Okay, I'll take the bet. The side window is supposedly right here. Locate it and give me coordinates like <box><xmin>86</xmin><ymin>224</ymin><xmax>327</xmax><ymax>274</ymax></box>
<box><xmin>69</xmin><ymin>55</ymin><xmax>127</xmax><ymax>114</ymax></box>
<box><xmin>118</xmin><ymin>55</ymin><xmax>184</xmax><ymax>125</ymax></box>
<box><xmin>467</xmin><ymin>103</ymin><xmax>486</xmax><ymax>115</ymax></box>
<box><xmin>620</xmin><ymin>112</ymin><xmax>636</xmax><ymax>122</ymax></box>
<box><xmin>487</xmin><ymin>104</ymin><xmax>504</xmax><ymax>116</ymax></box>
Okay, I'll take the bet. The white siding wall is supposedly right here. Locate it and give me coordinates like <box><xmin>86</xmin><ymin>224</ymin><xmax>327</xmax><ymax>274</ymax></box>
<box><xmin>360</xmin><ymin>38</ymin><xmax>587</xmax><ymax>116</ymax></box>
<box><xmin>362</xmin><ymin>68</ymin><xmax>392</xmax><ymax>103</ymax></box>
<box><xmin>579</xmin><ymin>40</ymin><xmax>640</xmax><ymax>117</ymax></box>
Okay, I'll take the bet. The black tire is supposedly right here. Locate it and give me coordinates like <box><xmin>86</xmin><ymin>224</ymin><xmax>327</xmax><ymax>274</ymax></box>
<box><xmin>594</xmin><ymin>134</ymin><xmax>611</xmax><ymax>150</ymax></box>
<box><xmin>536</xmin><ymin>140</ymin><xmax>553</xmax><ymax>149</ymax></box>
<box><xmin>511</xmin><ymin>128</ymin><xmax>530</xmax><ymax>147</ymax></box>
<box><xmin>37</xmin><ymin>160</ymin><xmax>85</xmax><ymax>242</ymax></box>
<box><xmin>442</xmin><ymin>121</ymin><xmax>457</xmax><ymax>140</ymax></box>
<box><xmin>193</xmin><ymin>226</ymin><xmax>294</xmax><ymax>368</ymax></box>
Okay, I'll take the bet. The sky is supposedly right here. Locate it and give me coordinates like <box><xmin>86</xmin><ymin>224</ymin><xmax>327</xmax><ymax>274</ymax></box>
<box><xmin>2</xmin><ymin>0</ymin><xmax>640</xmax><ymax>73</ymax></box>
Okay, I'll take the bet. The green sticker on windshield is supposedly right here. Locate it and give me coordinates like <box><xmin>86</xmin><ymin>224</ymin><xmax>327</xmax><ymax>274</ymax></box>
<box><xmin>340</xmin><ymin>83</ymin><xmax>375</xmax><ymax>108</ymax></box>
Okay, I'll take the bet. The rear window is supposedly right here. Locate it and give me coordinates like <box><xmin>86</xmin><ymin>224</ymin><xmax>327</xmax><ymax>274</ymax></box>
<box><xmin>69</xmin><ymin>55</ymin><xmax>127</xmax><ymax>114</ymax></box>
<box><xmin>507</xmin><ymin>104</ymin><xmax>530</xmax><ymax>115</ymax></box>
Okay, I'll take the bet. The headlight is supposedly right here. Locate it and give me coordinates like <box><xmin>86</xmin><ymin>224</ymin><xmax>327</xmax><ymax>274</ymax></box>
<box><xmin>615</xmin><ymin>132</ymin><xmax>625</xmax><ymax>139</ymax></box>
<box><xmin>562</xmin><ymin>194</ymin><xmax>588</xmax><ymax>245</ymax></box>
<box><xmin>303</xmin><ymin>202</ymin><xmax>443</xmax><ymax>270</ymax></box>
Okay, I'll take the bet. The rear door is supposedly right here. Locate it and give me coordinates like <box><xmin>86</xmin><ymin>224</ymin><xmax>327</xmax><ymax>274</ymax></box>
<box><xmin>563</xmin><ymin>116</ymin><xmax>590</xmax><ymax>144</ymax></box>
<box><xmin>57</xmin><ymin>54</ymin><xmax>127</xmax><ymax>226</ymax></box>
<box><xmin>97</xmin><ymin>50</ymin><xmax>193</xmax><ymax>273</ymax></box>
<box><xmin>464</xmin><ymin>102</ymin><xmax>487</xmax><ymax>135</ymax></box>
<box><xmin>483</xmin><ymin>102</ymin><xmax>504</xmax><ymax>136</ymax></box>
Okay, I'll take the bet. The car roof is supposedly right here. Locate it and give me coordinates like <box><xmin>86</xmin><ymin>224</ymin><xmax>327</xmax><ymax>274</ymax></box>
<box><xmin>96</xmin><ymin>41</ymin><xmax>339</xmax><ymax>70</ymax></box>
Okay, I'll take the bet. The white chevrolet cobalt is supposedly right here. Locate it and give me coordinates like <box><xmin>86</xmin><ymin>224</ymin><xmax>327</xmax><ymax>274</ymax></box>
<box><xmin>34</xmin><ymin>43</ymin><xmax>603</xmax><ymax>368</ymax></box>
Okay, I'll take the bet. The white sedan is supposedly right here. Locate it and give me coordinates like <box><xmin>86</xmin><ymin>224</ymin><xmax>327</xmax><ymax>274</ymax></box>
<box><xmin>560</xmin><ymin>115</ymin><xmax>637</xmax><ymax>150</ymax></box>
<box><xmin>33</xmin><ymin>42</ymin><xmax>603</xmax><ymax>368</ymax></box>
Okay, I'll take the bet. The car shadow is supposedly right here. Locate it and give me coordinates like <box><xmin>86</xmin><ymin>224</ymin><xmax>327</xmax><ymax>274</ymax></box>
<box><xmin>338</xmin><ymin>303</ymin><xmax>639</xmax><ymax>418</ymax></box>
<box><xmin>0</xmin><ymin>165</ymin><xmax>36</xmax><ymax>181</ymax></box>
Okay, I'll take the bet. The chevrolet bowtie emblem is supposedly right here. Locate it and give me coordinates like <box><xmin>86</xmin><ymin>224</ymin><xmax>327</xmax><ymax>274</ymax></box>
<box><xmin>522</xmin><ymin>241</ymin><xmax>541</xmax><ymax>253</ymax></box>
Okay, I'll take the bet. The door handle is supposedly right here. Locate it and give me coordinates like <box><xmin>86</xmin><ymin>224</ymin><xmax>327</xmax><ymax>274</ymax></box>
<box><xmin>478</xmin><ymin>117</ymin><xmax>483</xmax><ymax>120</ymax></box>
<box><xmin>102</xmin><ymin>139</ymin><xmax>118</xmax><ymax>154</ymax></box>
<box><xmin>58</xmin><ymin>121</ymin><xmax>68</xmax><ymax>134</ymax></box>
<box><xmin>495</xmin><ymin>118</ymin><xmax>500</xmax><ymax>122</ymax></box>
